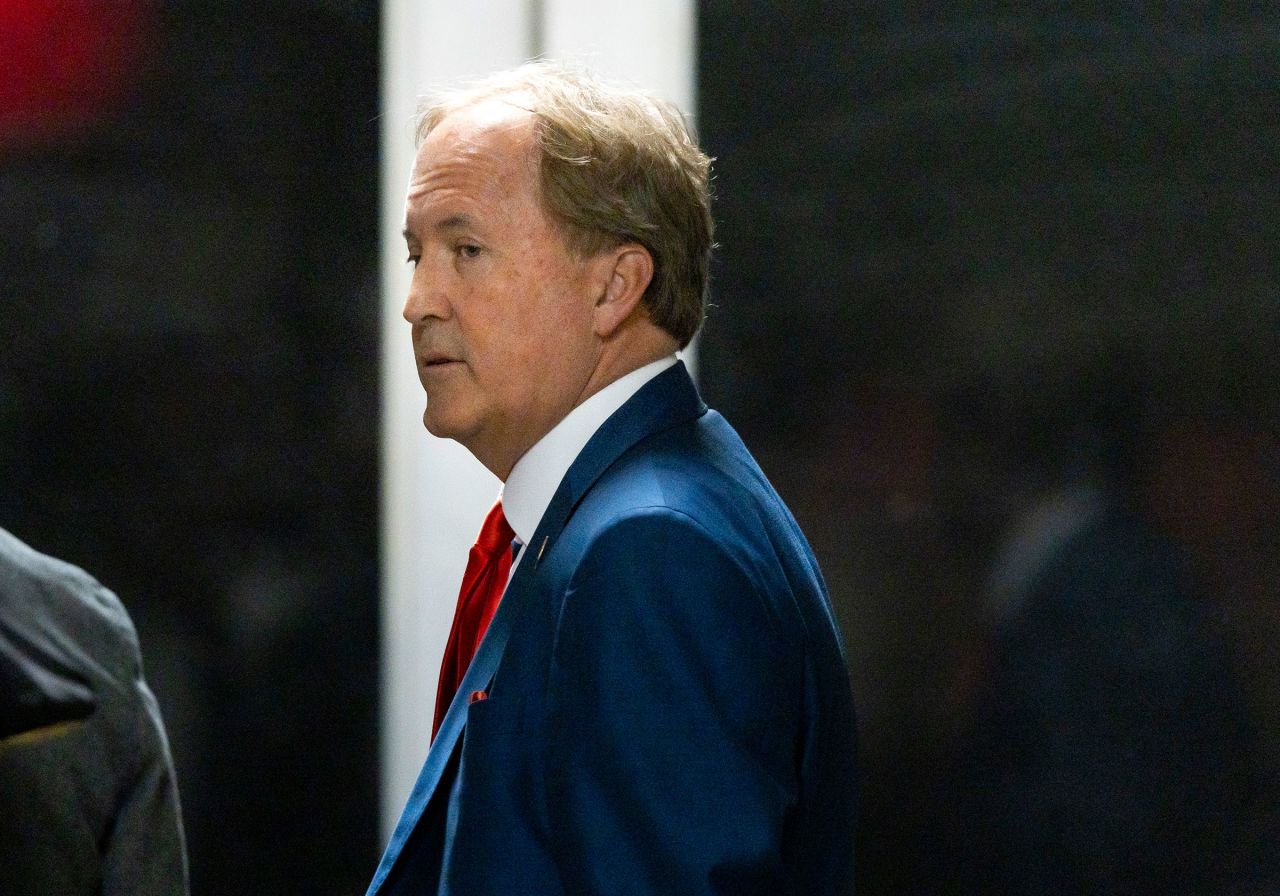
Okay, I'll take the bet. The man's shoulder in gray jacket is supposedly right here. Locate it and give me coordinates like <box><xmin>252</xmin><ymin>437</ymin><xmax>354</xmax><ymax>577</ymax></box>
<box><xmin>0</xmin><ymin>527</ymin><xmax>189</xmax><ymax>896</ymax></box>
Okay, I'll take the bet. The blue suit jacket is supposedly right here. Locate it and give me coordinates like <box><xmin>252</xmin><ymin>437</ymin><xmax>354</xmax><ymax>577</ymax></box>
<box><xmin>369</xmin><ymin>363</ymin><xmax>857</xmax><ymax>896</ymax></box>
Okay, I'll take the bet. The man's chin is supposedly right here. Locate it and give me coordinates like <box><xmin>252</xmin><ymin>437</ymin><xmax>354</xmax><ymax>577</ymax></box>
<box><xmin>422</xmin><ymin>407</ymin><xmax>468</xmax><ymax>443</ymax></box>
<box><xmin>422</xmin><ymin>408</ymin><xmax>445</xmax><ymax>437</ymax></box>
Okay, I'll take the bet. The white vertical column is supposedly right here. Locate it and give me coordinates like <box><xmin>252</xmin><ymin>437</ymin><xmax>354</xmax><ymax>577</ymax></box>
<box><xmin>379</xmin><ymin>0</ymin><xmax>535</xmax><ymax>835</ymax></box>
<box><xmin>540</xmin><ymin>0</ymin><xmax>696</xmax><ymax>114</ymax></box>
<box><xmin>380</xmin><ymin>0</ymin><xmax>697</xmax><ymax>838</ymax></box>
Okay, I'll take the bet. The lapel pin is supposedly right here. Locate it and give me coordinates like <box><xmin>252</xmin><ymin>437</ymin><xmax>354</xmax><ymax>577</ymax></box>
<box><xmin>535</xmin><ymin>535</ymin><xmax>549</xmax><ymax>567</ymax></box>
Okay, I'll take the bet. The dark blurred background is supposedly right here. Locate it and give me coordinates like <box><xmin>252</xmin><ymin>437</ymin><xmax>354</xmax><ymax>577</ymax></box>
<box><xmin>2</xmin><ymin>1</ymin><xmax>1276</xmax><ymax>894</ymax></box>
<box><xmin>699</xmin><ymin>3</ymin><xmax>1279</xmax><ymax>894</ymax></box>
<box><xmin>1</xmin><ymin>2</ymin><xmax>381</xmax><ymax>894</ymax></box>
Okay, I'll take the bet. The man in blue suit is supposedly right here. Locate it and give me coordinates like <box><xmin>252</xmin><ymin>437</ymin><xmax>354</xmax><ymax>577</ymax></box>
<box><xmin>369</xmin><ymin>62</ymin><xmax>857</xmax><ymax>895</ymax></box>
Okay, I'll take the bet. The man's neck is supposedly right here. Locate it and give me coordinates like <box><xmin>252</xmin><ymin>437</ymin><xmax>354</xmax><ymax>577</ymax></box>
<box><xmin>500</xmin><ymin>355</ymin><xmax>680</xmax><ymax>543</ymax></box>
<box><xmin>482</xmin><ymin>324</ymin><xmax>681</xmax><ymax>480</ymax></box>
<box><xmin>570</xmin><ymin>326</ymin><xmax>681</xmax><ymax>423</ymax></box>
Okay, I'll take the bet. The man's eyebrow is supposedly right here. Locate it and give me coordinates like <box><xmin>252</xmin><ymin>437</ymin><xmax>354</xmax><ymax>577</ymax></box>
<box><xmin>434</xmin><ymin>213</ymin><xmax>474</xmax><ymax>231</ymax></box>
<box><xmin>402</xmin><ymin>215</ymin><xmax>475</xmax><ymax>243</ymax></box>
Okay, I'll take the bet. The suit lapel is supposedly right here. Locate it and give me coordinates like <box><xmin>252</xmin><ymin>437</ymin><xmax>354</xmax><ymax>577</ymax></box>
<box><xmin>367</xmin><ymin>362</ymin><xmax>705</xmax><ymax>894</ymax></box>
<box><xmin>364</xmin><ymin>558</ymin><xmax>537</xmax><ymax>895</ymax></box>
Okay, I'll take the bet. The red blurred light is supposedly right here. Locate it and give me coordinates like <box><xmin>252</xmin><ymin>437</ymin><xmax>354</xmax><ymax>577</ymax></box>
<box><xmin>0</xmin><ymin>0</ymin><xmax>157</xmax><ymax>148</ymax></box>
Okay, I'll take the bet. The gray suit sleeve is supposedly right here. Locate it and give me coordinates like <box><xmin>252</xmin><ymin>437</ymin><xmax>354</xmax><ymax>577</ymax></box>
<box><xmin>0</xmin><ymin>533</ymin><xmax>190</xmax><ymax>896</ymax></box>
<box><xmin>100</xmin><ymin>639</ymin><xmax>189</xmax><ymax>896</ymax></box>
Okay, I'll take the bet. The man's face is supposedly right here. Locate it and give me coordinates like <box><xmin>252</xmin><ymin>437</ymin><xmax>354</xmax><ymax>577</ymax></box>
<box><xmin>402</xmin><ymin>101</ymin><xmax>606</xmax><ymax>477</ymax></box>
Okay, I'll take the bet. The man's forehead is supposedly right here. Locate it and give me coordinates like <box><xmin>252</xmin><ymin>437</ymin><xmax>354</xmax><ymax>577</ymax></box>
<box><xmin>448</xmin><ymin>93</ymin><xmax>537</xmax><ymax>132</ymax></box>
<box><xmin>403</xmin><ymin>100</ymin><xmax>541</xmax><ymax>234</ymax></box>
<box><xmin>422</xmin><ymin>96</ymin><xmax>537</xmax><ymax>157</ymax></box>
<box><xmin>409</xmin><ymin>101</ymin><xmax>537</xmax><ymax>193</ymax></box>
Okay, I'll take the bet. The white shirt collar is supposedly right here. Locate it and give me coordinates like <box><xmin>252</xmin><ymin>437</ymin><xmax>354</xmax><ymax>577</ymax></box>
<box><xmin>501</xmin><ymin>355</ymin><xmax>678</xmax><ymax>545</ymax></box>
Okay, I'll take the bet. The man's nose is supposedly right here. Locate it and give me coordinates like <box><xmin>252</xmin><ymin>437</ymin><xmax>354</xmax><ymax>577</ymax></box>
<box><xmin>402</xmin><ymin>266</ymin><xmax>451</xmax><ymax>323</ymax></box>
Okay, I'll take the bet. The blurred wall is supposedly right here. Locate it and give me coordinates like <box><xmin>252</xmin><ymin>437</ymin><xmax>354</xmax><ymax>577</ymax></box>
<box><xmin>698</xmin><ymin>4</ymin><xmax>1278</xmax><ymax>894</ymax></box>
<box><xmin>1</xmin><ymin>2</ymin><xmax>381</xmax><ymax>894</ymax></box>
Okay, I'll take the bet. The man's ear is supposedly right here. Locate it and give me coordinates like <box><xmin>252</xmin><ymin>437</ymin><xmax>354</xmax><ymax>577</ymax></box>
<box><xmin>592</xmin><ymin>243</ymin><xmax>654</xmax><ymax>339</ymax></box>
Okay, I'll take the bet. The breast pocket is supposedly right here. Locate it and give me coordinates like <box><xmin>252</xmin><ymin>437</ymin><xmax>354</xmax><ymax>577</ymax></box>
<box><xmin>458</xmin><ymin>694</ymin><xmax>523</xmax><ymax>770</ymax></box>
<box><xmin>454</xmin><ymin>693</ymin><xmax>534</xmax><ymax>829</ymax></box>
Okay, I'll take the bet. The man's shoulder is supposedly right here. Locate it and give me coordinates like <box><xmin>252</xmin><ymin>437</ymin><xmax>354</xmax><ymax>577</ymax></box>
<box><xmin>591</xmin><ymin>407</ymin><xmax>758</xmax><ymax>503</ymax></box>
<box><xmin>0</xmin><ymin>528</ymin><xmax>139</xmax><ymax>669</ymax></box>
<box><xmin>573</xmin><ymin>407</ymin><xmax>809</xmax><ymax>561</ymax></box>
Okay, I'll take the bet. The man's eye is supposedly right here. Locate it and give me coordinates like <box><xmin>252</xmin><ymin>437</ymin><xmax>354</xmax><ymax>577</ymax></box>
<box><xmin>405</xmin><ymin>254</ymin><xmax>420</xmax><ymax>268</ymax></box>
<box><xmin>458</xmin><ymin>244</ymin><xmax>482</xmax><ymax>259</ymax></box>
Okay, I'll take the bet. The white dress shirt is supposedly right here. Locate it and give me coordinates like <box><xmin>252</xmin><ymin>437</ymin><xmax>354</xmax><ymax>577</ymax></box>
<box><xmin>500</xmin><ymin>355</ymin><xmax>678</xmax><ymax>572</ymax></box>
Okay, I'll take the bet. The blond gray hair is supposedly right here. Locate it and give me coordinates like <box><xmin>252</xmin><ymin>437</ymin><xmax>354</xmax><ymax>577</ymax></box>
<box><xmin>416</xmin><ymin>62</ymin><xmax>714</xmax><ymax>347</ymax></box>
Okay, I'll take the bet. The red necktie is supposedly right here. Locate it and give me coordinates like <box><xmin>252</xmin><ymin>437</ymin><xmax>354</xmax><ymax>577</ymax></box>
<box><xmin>432</xmin><ymin>500</ymin><xmax>515</xmax><ymax>741</ymax></box>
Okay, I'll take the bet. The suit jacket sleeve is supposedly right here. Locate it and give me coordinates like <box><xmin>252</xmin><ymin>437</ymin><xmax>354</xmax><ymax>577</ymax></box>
<box><xmin>99</xmin><ymin>602</ymin><xmax>189</xmax><ymax>896</ymax></box>
<box><xmin>542</xmin><ymin>507</ymin><xmax>803</xmax><ymax>896</ymax></box>
<box><xmin>0</xmin><ymin>542</ymin><xmax>188</xmax><ymax>896</ymax></box>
